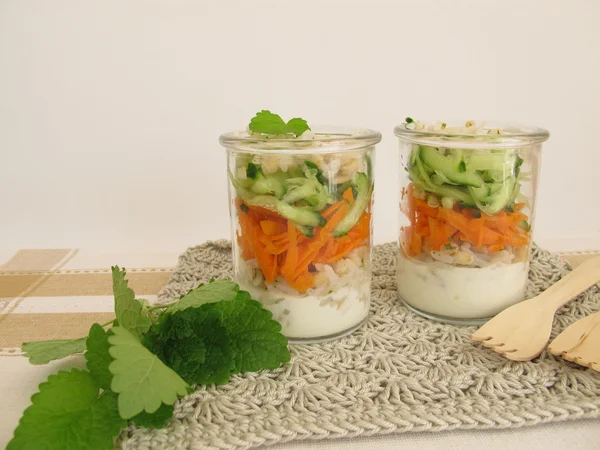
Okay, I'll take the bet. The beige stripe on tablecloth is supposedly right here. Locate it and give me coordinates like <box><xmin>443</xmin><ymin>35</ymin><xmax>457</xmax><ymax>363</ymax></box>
<box><xmin>0</xmin><ymin>249</ymin><xmax>78</xmax><ymax>315</ymax></box>
<box><xmin>26</xmin><ymin>271</ymin><xmax>172</xmax><ymax>297</ymax></box>
<box><xmin>0</xmin><ymin>312</ymin><xmax>116</xmax><ymax>349</ymax></box>
<box><xmin>0</xmin><ymin>249</ymin><xmax>71</xmax><ymax>271</ymax></box>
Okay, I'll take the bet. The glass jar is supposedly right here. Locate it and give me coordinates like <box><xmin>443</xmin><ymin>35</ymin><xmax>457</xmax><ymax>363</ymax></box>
<box><xmin>394</xmin><ymin>120</ymin><xmax>549</xmax><ymax>325</ymax></box>
<box><xmin>219</xmin><ymin>127</ymin><xmax>381</xmax><ymax>343</ymax></box>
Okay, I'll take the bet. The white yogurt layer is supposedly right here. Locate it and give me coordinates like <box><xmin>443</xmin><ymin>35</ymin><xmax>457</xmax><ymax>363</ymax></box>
<box><xmin>241</xmin><ymin>283</ymin><xmax>370</xmax><ymax>339</ymax></box>
<box><xmin>396</xmin><ymin>252</ymin><xmax>529</xmax><ymax>319</ymax></box>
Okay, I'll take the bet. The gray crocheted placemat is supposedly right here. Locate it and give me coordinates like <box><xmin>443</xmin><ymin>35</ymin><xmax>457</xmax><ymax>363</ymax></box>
<box><xmin>121</xmin><ymin>241</ymin><xmax>600</xmax><ymax>450</ymax></box>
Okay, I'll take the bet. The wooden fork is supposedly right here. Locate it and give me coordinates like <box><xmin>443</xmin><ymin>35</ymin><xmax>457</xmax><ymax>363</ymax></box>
<box><xmin>471</xmin><ymin>256</ymin><xmax>600</xmax><ymax>361</ymax></box>
<box><xmin>548</xmin><ymin>310</ymin><xmax>600</xmax><ymax>372</ymax></box>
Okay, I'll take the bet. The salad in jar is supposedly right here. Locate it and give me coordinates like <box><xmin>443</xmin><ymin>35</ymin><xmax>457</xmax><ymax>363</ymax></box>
<box><xmin>395</xmin><ymin>119</ymin><xmax>549</xmax><ymax>323</ymax></box>
<box><xmin>220</xmin><ymin>111</ymin><xmax>381</xmax><ymax>342</ymax></box>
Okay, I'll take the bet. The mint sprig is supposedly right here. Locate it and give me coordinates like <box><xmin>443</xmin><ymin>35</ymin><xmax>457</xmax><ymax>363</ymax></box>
<box><xmin>9</xmin><ymin>268</ymin><xmax>291</xmax><ymax>450</ymax></box>
<box><xmin>249</xmin><ymin>110</ymin><xmax>310</xmax><ymax>136</ymax></box>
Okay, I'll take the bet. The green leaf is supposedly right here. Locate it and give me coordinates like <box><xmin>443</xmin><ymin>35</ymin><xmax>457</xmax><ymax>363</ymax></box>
<box><xmin>249</xmin><ymin>110</ymin><xmax>286</xmax><ymax>134</ymax></box>
<box><xmin>518</xmin><ymin>220</ymin><xmax>531</xmax><ymax>232</ymax></box>
<box><xmin>166</xmin><ymin>279</ymin><xmax>239</xmax><ymax>314</ymax></box>
<box><xmin>246</xmin><ymin>162</ymin><xmax>259</xmax><ymax>179</ymax></box>
<box><xmin>112</xmin><ymin>266</ymin><xmax>151</xmax><ymax>337</ymax></box>
<box><xmin>284</xmin><ymin>117</ymin><xmax>310</xmax><ymax>136</ymax></box>
<box><xmin>7</xmin><ymin>369</ymin><xmax>126</xmax><ymax>450</ymax></box>
<box><xmin>212</xmin><ymin>291</ymin><xmax>291</xmax><ymax>373</ymax></box>
<box><xmin>248</xmin><ymin>110</ymin><xmax>310</xmax><ymax>137</ymax></box>
<box><xmin>108</xmin><ymin>326</ymin><xmax>189</xmax><ymax>419</ymax></box>
<box><xmin>405</xmin><ymin>117</ymin><xmax>414</xmax><ymax>124</ymax></box>
<box><xmin>130</xmin><ymin>404</ymin><xmax>174</xmax><ymax>429</ymax></box>
<box><xmin>144</xmin><ymin>312</ymin><xmax>207</xmax><ymax>381</ymax></box>
<box><xmin>85</xmin><ymin>324</ymin><xmax>112</xmax><ymax>389</ymax></box>
<box><xmin>22</xmin><ymin>338</ymin><xmax>87</xmax><ymax>365</ymax></box>
<box><xmin>146</xmin><ymin>307</ymin><xmax>235</xmax><ymax>386</ymax></box>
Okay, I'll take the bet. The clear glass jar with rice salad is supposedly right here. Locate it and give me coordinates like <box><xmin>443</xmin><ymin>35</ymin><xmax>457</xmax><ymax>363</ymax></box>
<box><xmin>220</xmin><ymin>126</ymin><xmax>381</xmax><ymax>343</ymax></box>
<box><xmin>395</xmin><ymin>119</ymin><xmax>549</xmax><ymax>325</ymax></box>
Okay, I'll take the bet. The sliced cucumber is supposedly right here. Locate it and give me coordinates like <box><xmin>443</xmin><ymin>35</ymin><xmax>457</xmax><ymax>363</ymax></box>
<box><xmin>250</xmin><ymin>174</ymin><xmax>286</xmax><ymax>199</ymax></box>
<box><xmin>468</xmin><ymin>184</ymin><xmax>490</xmax><ymax>202</ymax></box>
<box><xmin>433</xmin><ymin>184</ymin><xmax>474</xmax><ymax>207</ymax></box>
<box><xmin>333</xmin><ymin>172</ymin><xmax>371</xmax><ymax>238</ymax></box>
<box><xmin>471</xmin><ymin>178</ymin><xmax>516</xmax><ymax>215</ymax></box>
<box><xmin>246</xmin><ymin>195</ymin><xmax>325</xmax><ymax>227</ymax></box>
<box><xmin>465</xmin><ymin>151</ymin><xmax>516</xmax><ymax>172</ymax></box>
<box><xmin>295</xmin><ymin>224</ymin><xmax>315</xmax><ymax>238</ymax></box>
<box><xmin>420</xmin><ymin>146</ymin><xmax>483</xmax><ymax>187</ymax></box>
<box><xmin>282</xmin><ymin>183</ymin><xmax>314</xmax><ymax>204</ymax></box>
<box><xmin>409</xmin><ymin>145</ymin><xmax>419</xmax><ymax>168</ymax></box>
<box><xmin>433</xmin><ymin>170</ymin><xmax>459</xmax><ymax>185</ymax></box>
<box><xmin>411</xmin><ymin>160</ymin><xmax>475</xmax><ymax>207</ymax></box>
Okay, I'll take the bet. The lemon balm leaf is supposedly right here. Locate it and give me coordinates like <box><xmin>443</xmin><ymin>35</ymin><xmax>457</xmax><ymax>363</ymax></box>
<box><xmin>284</xmin><ymin>117</ymin><xmax>310</xmax><ymax>137</ymax></box>
<box><xmin>145</xmin><ymin>307</ymin><xmax>235</xmax><ymax>386</ymax></box>
<box><xmin>165</xmin><ymin>279</ymin><xmax>239</xmax><ymax>314</ymax></box>
<box><xmin>85</xmin><ymin>324</ymin><xmax>113</xmax><ymax>390</ymax></box>
<box><xmin>6</xmin><ymin>369</ymin><xmax>125</xmax><ymax>450</ymax></box>
<box><xmin>211</xmin><ymin>291</ymin><xmax>291</xmax><ymax>373</ymax></box>
<box><xmin>248</xmin><ymin>110</ymin><xmax>310</xmax><ymax>137</ymax></box>
<box><xmin>108</xmin><ymin>326</ymin><xmax>189</xmax><ymax>419</ymax></box>
<box><xmin>249</xmin><ymin>110</ymin><xmax>286</xmax><ymax>134</ymax></box>
<box><xmin>130</xmin><ymin>404</ymin><xmax>174</xmax><ymax>429</ymax></box>
<box><xmin>22</xmin><ymin>338</ymin><xmax>87</xmax><ymax>365</ymax></box>
<box><xmin>112</xmin><ymin>266</ymin><xmax>151</xmax><ymax>337</ymax></box>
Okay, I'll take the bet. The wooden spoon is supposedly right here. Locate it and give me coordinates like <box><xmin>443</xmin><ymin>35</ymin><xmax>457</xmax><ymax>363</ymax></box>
<box><xmin>548</xmin><ymin>310</ymin><xmax>600</xmax><ymax>372</ymax></box>
<box><xmin>471</xmin><ymin>256</ymin><xmax>600</xmax><ymax>361</ymax></box>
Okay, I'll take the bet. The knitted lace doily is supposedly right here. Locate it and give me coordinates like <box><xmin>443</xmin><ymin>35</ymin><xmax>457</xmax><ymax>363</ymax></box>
<box><xmin>121</xmin><ymin>242</ymin><xmax>600</xmax><ymax>450</ymax></box>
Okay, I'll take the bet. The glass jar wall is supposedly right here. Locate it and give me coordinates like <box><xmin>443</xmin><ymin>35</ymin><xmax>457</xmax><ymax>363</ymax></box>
<box><xmin>220</xmin><ymin>128</ymin><xmax>381</xmax><ymax>342</ymax></box>
<box><xmin>395</xmin><ymin>120</ymin><xmax>549</xmax><ymax>324</ymax></box>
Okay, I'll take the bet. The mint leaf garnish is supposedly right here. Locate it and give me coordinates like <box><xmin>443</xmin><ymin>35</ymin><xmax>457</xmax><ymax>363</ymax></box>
<box><xmin>130</xmin><ymin>404</ymin><xmax>174</xmax><ymax>429</ymax></box>
<box><xmin>22</xmin><ymin>338</ymin><xmax>87</xmax><ymax>365</ymax></box>
<box><xmin>85</xmin><ymin>324</ymin><xmax>112</xmax><ymax>389</ymax></box>
<box><xmin>108</xmin><ymin>326</ymin><xmax>189</xmax><ymax>419</ymax></box>
<box><xmin>112</xmin><ymin>266</ymin><xmax>151</xmax><ymax>337</ymax></box>
<box><xmin>7</xmin><ymin>369</ymin><xmax>125</xmax><ymax>450</ymax></box>
<box><xmin>165</xmin><ymin>279</ymin><xmax>239</xmax><ymax>314</ymax></box>
<box><xmin>212</xmin><ymin>291</ymin><xmax>290</xmax><ymax>373</ymax></box>
<box><xmin>284</xmin><ymin>117</ymin><xmax>311</xmax><ymax>137</ymax></box>
<box><xmin>146</xmin><ymin>307</ymin><xmax>235</xmax><ymax>385</ymax></box>
<box><xmin>248</xmin><ymin>110</ymin><xmax>310</xmax><ymax>137</ymax></box>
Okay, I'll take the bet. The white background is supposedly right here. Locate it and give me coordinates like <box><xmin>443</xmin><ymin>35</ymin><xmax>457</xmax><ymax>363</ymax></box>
<box><xmin>1</xmin><ymin>0</ymin><xmax>600</xmax><ymax>253</ymax></box>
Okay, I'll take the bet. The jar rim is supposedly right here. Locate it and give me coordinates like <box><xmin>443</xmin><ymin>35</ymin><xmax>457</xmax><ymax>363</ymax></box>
<box><xmin>394</xmin><ymin>120</ymin><xmax>549</xmax><ymax>149</ymax></box>
<box><xmin>219</xmin><ymin>126</ymin><xmax>382</xmax><ymax>154</ymax></box>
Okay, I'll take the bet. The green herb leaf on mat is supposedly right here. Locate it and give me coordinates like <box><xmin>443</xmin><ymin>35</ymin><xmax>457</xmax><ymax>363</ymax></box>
<box><xmin>11</xmin><ymin>265</ymin><xmax>291</xmax><ymax>449</ymax></box>
<box><xmin>146</xmin><ymin>307</ymin><xmax>235</xmax><ymax>385</ymax></box>
<box><xmin>85</xmin><ymin>324</ymin><xmax>113</xmax><ymax>390</ymax></box>
<box><xmin>212</xmin><ymin>290</ymin><xmax>291</xmax><ymax>373</ymax></box>
<box><xmin>22</xmin><ymin>338</ymin><xmax>87</xmax><ymax>365</ymax></box>
<box><xmin>165</xmin><ymin>279</ymin><xmax>239</xmax><ymax>314</ymax></box>
<box><xmin>7</xmin><ymin>369</ymin><xmax>126</xmax><ymax>450</ymax></box>
<box><xmin>248</xmin><ymin>110</ymin><xmax>310</xmax><ymax>137</ymax></box>
<box><xmin>130</xmin><ymin>404</ymin><xmax>174</xmax><ymax>429</ymax></box>
<box><xmin>108</xmin><ymin>326</ymin><xmax>189</xmax><ymax>419</ymax></box>
<box><xmin>112</xmin><ymin>266</ymin><xmax>152</xmax><ymax>337</ymax></box>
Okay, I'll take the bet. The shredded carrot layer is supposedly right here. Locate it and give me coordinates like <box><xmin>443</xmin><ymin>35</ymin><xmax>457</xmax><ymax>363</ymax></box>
<box><xmin>236</xmin><ymin>188</ymin><xmax>371</xmax><ymax>293</ymax></box>
<box><xmin>401</xmin><ymin>183</ymin><xmax>530</xmax><ymax>257</ymax></box>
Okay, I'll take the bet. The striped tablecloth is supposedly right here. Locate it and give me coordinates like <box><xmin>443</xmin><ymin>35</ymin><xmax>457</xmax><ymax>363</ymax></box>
<box><xmin>1</xmin><ymin>247</ymin><xmax>599</xmax><ymax>449</ymax></box>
